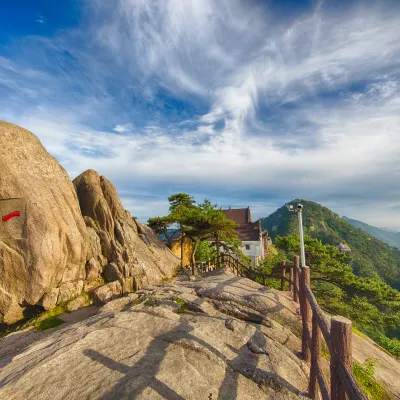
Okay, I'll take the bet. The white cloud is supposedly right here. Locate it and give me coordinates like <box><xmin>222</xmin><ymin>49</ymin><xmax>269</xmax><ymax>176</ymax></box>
<box><xmin>113</xmin><ymin>124</ymin><xmax>133</xmax><ymax>133</ymax></box>
<box><xmin>1</xmin><ymin>1</ymin><xmax>400</xmax><ymax>227</ymax></box>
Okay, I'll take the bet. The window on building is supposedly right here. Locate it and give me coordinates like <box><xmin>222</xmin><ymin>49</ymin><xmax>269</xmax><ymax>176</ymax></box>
<box><xmin>245</xmin><ymin>244</ymin><xmax>250</xmax><ymax>250</ymax></box>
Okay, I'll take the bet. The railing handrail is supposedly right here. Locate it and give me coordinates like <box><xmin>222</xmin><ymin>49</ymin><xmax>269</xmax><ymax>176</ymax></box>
<box><xmin>214</xmin><ymin>252</ymin><xmax>368</xmax><ymax>400</ymax></box>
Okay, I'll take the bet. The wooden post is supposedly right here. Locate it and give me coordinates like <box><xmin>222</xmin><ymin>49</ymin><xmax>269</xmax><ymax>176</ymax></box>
<box><xmin>300</xmin><ymin>266</ymin><xmax>311</xmax><ymax>361</ymax></box>
<box><xmin>309</xmin><ymin>314</ymin><xmax>321</xmax><ymax>399</ymax></box>
<box><xmin>330</xmin><ymin>316</ymin><xmax>353</xmax><ymax>400</ymax></box>
<box><xmin>216</xmin><ymin>234</ymin><xmax>220</xmax><ymax>269</ymax></box>
<box><xmin>294</xmin><ymin>255</ymin><xmax>299</xmax><ymax>302</ymax></box>
<box><xmin>281</xmin><ymin>260</ymin><xmax>286</xmax><ymax>291</ymax></box>
<box><xmin>289</xmin><ymin>266</ymin><xmax>294</xmax><ymax>293</ymax></box>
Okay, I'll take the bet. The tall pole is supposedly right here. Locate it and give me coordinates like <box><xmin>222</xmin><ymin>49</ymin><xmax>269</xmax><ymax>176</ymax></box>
<box><xmin>297</xmin><ymin>204</ymin><xmax>306</xmax><ymax>269</ymax></box>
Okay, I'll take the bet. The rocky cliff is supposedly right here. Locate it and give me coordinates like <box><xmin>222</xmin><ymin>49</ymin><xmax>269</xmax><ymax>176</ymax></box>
<box><xmin>73</xmin><ymin>169</ymin><xmax>179</xmax><ymax>301</ymax></box>
<box><xmin>0</xmin><ymin>121</ymin><xmax>179</xmax><ymax>324</ymax></box>
<box><xmin>0</xmin><ymin>121</ymin><xmax>88</xmax><ymax>323</ymax></box>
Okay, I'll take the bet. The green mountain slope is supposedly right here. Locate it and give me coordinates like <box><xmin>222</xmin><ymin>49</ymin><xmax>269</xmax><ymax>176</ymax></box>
<box><xmin>343</xmin><ymin>216</ymin><xmax>400</xmax><ymax>249</ymax></box>
<box><xmin>260</xmin><ymin>199</ymin><xmax>400</xmax><ymax>290</ymax></box>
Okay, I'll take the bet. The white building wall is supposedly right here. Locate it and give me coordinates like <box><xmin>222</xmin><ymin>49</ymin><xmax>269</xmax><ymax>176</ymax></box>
<box><xmin>240</xmin><ymin>240</ymin><xmax>264</xmax><ymax>267</ymax></box>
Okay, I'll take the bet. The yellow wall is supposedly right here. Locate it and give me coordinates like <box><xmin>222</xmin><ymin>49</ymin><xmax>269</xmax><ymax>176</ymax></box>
<box><xmin>171</xmin><ymin>237</ymin><xmax>192</xmax><ymax>267</ymax></box>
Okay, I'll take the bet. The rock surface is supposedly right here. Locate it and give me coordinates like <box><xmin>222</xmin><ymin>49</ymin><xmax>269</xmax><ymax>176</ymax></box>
<box><xmin>0</xmin><ymin>121</ymin><xmax>88</xmax><ymax>323</ymax></box>
<box><xmin>352</xmin><ymin>332</ymin><xmax>400</xmax><ymax>400</ymax></box>
<box><xmin>0</xmin><ymin>122</ymin><xmax>179</xmax><ymax>323</ymax></box>
<box><xmin>1</xmin><ymin>269</ymin><xmax>399</xmax><ymax>398</ymax></box>
<box><xmin>73</xmin><ymin>169</ymin><xmax>179</xmax><ymax>296</ymax></box>
<box><xmin>91</xmin><ymin>281</ymin><xmax>122</xmax><ymax>304</ymax></box>
<box><xmin>0</xmin><ymin>271</ymin><xmax>309</xmax><ymax>399</ymax></box>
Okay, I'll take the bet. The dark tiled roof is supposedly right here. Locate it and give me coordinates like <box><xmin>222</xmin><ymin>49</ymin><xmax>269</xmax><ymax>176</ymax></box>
<box><xmin>236</xmin><ymin>225</ymin><xmax>260</xmax><ymax>241</ymax></box>
<box><xmin>223</xmin><ymin>208</ymin><xmax>261</xmax><ymax>241</ymax></box>
<box><xmin>222</xmin><ymin>207</ymin><xmax>252</xmax><ymax>224</ymax></box>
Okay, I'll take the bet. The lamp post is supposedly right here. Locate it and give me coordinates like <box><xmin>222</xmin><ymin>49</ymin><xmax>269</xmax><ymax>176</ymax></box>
<box><xmin>286</xmin><ymin>203</ymin><xmax>306</xmax><ymax>268</ymax></box>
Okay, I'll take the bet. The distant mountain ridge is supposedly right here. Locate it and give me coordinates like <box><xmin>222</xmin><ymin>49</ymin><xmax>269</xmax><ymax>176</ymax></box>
<box><xmin>343</xmin><ymin>216</ymin><xmax>400</xmax><ymax>249</ymax></box>
<box><xmin>260</xmin><ymin>199</ymin><xmax>400</xmax><ymax>290</ymax></box>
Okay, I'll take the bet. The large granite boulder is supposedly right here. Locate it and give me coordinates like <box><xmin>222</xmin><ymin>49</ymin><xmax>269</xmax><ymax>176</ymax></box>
<box><xmin>0</xmin><ymin>121</ymin><xmax>88</xmax><ymax>323</ymax></box>
<box><xmin>0</xmin><ymin>121</ymin><xmax>179</xmax><ymax>324</ymax></box>
<box><xmin>73</xmin><ymin>169</ymin><xmax>179</xmax><ymax>296</ymax></box>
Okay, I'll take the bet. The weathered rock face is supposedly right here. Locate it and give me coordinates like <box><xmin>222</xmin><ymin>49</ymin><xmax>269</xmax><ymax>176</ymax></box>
<box><xmin>0</xmin><ymin>272</ymin><xmax>310</xmax><ymax>399</ymax></box>
<box><xmin>73</xmin><ymin>169</ymin><xmax>179</xmax><ymax>297</ymax></box>
<box><xmin>91</xmin><ymin>281</ymin><xmax>122</xmax><ymax>304</ymax></box>
<box><xmin>0</xmin><ymin>121</ymin><xmax>88</xmax><ymax>323</ymax></box>
<box><xmin>0</xmin><ymin>122</ymin><xmax>179</xmax><ymax>323</ymax></box>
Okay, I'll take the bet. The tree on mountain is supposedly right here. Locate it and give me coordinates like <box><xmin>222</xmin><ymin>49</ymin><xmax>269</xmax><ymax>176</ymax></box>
<box><xmin>147</xmin><ymin>193</ymin><xmax>195</xmax><ymax>259</ymax></box>
<box><xmin>168</xmin><ymin>193</ymin><xmax>196</xmax><ymax>268</ymax></box>
<box><xmin>148</xmin><ymin>194</ymin><xmax>239</xmax><ymax>272</ymax></box>
<box><xmin>180</xmin><ymin>199</ymin><xmax>238</xmax><ymax>272</ymax></box>
<box><xmin>148</xmin><ymin>215</ymin><xmax>176</xmax><ymax>249</ymax></box>
<box><xmin>168</xmin><ymin>193</ymin><xmax>195</xmax><ymax>214</ymax></box>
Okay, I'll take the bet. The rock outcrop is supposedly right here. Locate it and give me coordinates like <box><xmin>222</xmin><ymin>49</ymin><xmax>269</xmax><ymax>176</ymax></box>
<box><xmin>0</xmin><ymin>271</ymin><xmax>310</xmax><ymax>399</ymax></box>
<box><xmin>0</xmin><ymin>121</ymin><xmax>88</xmax><ymax>323</ymax></box>
<box><xmin>73</xmin><ymin>169</ymin><xmax>179</xmax><ymax>296</ymax></box>
<box><xmin>0</xmin><ymin>121</ymin><xmax>179</xmax><ymax>324</ymax></box>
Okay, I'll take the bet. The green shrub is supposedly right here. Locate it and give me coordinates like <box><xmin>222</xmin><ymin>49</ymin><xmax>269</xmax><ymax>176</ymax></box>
<box><xmin>32</xmin><ymin>302</ymin><xmax>68</xmax><ymax>330</ymax></box>
<box><xmin>321</xmin><ymin>340</ymin><xmax>330</xmax><ymax>361</ymax></box>
<box><xmin>35</xmin><ymin>316</ymin><xmax>64</xmax><ymax>330</ymax></box>
<box><xmin>172</xmin><ymin>297</ymin><xmax>189</xmax><ymax>313</ymax></box>
<box><xmin>375</xmin><ymin>334</ymin><xmax>400</xmax><ymax>358</ymax></box>
<box><xmin>353</xmin><ymin>358</ymin><xmax>388</xmax><ymax>400</ymax></box>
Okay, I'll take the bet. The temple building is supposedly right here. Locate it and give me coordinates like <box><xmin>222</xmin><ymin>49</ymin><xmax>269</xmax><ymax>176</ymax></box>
<box><xmin>222</xmin><ymin>207</ymin><xmax>269</xmax><ymax>267</ymax></box>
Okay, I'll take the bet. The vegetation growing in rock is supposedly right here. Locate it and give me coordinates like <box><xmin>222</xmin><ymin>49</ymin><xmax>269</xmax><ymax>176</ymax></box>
<box><xmin>353</xmin><ymin>358</ymin><xmax>389</xmax><ymax>400</ymax></box>
<box><xmin>172</xmin><ymin>297</ymin><xmax>189</xmax><ymax>313</ymax></box>
<box><xmin>35</xmin><ymin>316</ymin><xmax>64</xmax><ymax>330</ymax></box>
<box><xmin>33</xmin><ymin>303</ymin><xmax>68</xmax><ymax>330</ymax></box>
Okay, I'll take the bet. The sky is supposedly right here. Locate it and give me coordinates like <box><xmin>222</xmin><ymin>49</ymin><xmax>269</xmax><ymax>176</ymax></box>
<box><xmin>1</xmin><ymin>0</ymin><xmax>400</xmax><ymax>229</ymax></box>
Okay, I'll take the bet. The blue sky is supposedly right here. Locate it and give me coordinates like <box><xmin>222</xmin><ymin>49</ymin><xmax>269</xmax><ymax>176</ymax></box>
<box><xmin>1</xmin><ymin>0</ymin><xmax>400</xmax><ymax>228</ymax></box>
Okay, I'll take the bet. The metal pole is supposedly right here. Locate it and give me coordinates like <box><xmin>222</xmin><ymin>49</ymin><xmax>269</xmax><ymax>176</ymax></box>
<box><xmin>298</xmin><ymin>205</ymin><xmax>306</xmax><ymax>268</ymax></box>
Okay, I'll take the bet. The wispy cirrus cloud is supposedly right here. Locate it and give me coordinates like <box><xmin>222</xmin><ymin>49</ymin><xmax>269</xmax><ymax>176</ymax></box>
<box><xmin>1</xmin><ymin>0</ymin><xmax>400</xmax><ymax>227</ymax></box>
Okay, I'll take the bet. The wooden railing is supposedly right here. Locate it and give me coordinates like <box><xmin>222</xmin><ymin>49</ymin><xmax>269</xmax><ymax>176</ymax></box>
<box><xmin>282</xmin><ymin>257</ymin><xmax>368</xmax><ymax>400</ymax></box>
<box><xmin>197</xmin><ymin>252</ymin><xmax>279</xmax><ymax>283</ymax></box>
<box><xmin>198</xmin><ymin>253</ymin><xmax>368</xmax><ymax>400</ymax></box>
